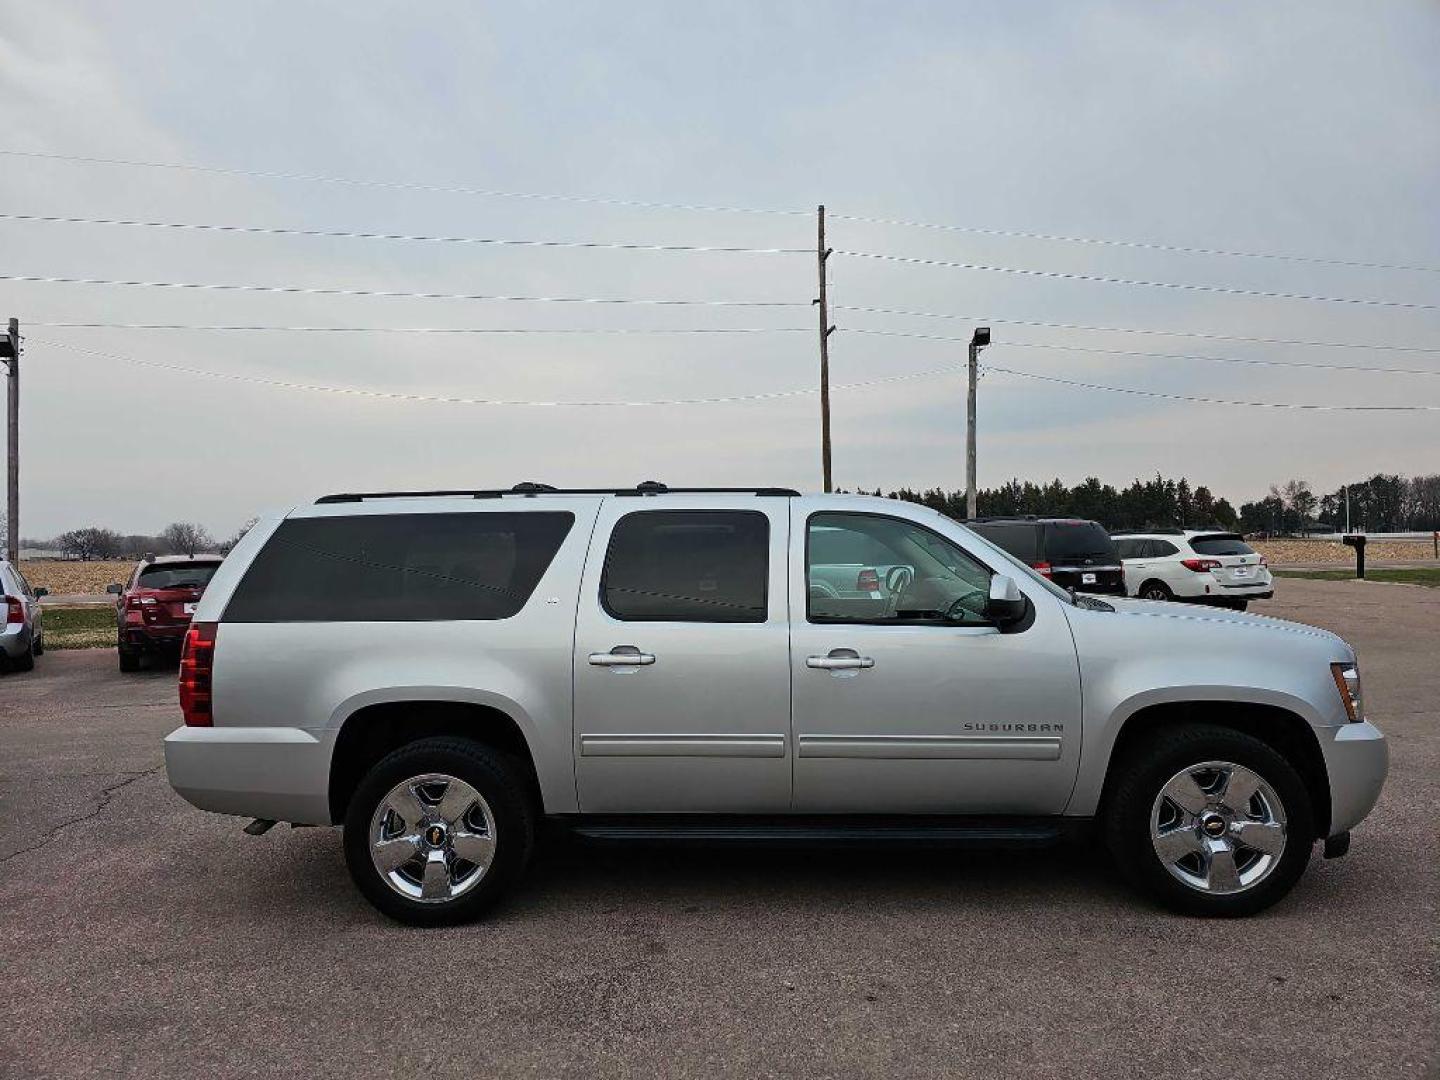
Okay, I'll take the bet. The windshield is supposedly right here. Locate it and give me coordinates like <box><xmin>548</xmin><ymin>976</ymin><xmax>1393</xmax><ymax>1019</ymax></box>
<box><xmin>1189</xmin><ymin>534</ymin><xmax>1255</xmax><ymax>556</ymax></box>
<box><xmin>136</xmin><ymin>563</ymin><xmax>221</xmax><ymax>590</ymax></box>
<box><xmin>956</xmin><ymin>525</ymin><xmax>1075</xmax><ymax>603</ymax></box>
<box><xmin>1043</xmin><ymin>522</ymin><xmax>1118</xmax><ymax>562</ymax></box>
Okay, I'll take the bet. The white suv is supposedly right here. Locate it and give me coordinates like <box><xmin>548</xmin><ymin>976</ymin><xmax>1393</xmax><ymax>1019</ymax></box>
<box><xmin>163</xmin><ymin>484</ymin><xmax>1382</xmax><ymax>925</ymax></box>
<box><xmin>1113</xmin><ymin>530</ymin><xmax>1274</xmax><ymax>609</ymax></box>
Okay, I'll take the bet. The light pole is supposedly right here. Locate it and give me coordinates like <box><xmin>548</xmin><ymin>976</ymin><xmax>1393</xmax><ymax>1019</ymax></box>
<box><xmin>965</xmin><ymin>326</ymin><xmax>990</xmax><ymax>519</ymax></box>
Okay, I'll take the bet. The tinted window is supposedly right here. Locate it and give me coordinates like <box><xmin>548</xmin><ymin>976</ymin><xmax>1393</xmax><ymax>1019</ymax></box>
<box><xmin>1042</xmin><ymin>522</ymin><xmax>1118</xmax><ymax>562</ymax></box>
<box><xmin>1190</xmin><ymin>534</ymin><xmax>1255</xmax><ymax>556</ymax></box>
<box><xmin>1113</xmin><ymin>538</ymin><xmax>1142</xmax><ymax>559</ymax></box>
<box><xmin>138</xmin><ymin>563</ymin><xmax>222</xmax><ymax>590</ymax></box>
<box><xmin>225</xmin><ymin>512</ymin><xmax>573</xmax><ymax>622</ymax></box>
<box><xmin>967</xmin><ymin>522</ymin><xmax>1038</xmax><ymax>563</ymax></box>
<box><xmin>808</xmin><ymin>513</ymin><xmax>992</xmax><ymax>625</ymax></box>
<box><xmin>1152</xmin><ymin>539</ymin><xmax>1180</xmax><ymax>557</ymax></box>
<box><xmin>602</xmin><ymin>511</ymin><xmax>767</xmax><ymax>623</ymax></box>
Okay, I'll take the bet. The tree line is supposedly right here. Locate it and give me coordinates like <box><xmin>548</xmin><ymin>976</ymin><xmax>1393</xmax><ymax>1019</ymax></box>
<box><xmin>31</xmin><ymin>519</ymin><xmax>257</xmax><ymax>561</ymax></box>
<box><xmin>867</xmin><ymin>472</ymin><xmax>1440</xmax><ymax>535</ymax></box>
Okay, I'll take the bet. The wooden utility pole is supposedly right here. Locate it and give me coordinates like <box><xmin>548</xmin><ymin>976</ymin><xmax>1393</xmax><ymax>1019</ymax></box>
<box><xmin>965</xmin><ymin>327</ymin><xmax>990</xmax><ymax>519</ymax></box>
<box><xmin>816</xmin><ymin>205</ymin><xmax>834</xmax><ymax>493</ymax></box>
<box><xmin>1</xmin><ymin>318</ymin><xmax>17</xmax><ymax>564</ymax></box>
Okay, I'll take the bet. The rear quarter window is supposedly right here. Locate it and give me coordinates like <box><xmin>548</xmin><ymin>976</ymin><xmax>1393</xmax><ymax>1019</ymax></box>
<box><xmin>1189</xmin><ymin>534</ymin><xmax>1255</xmax><ymax>557</ymax></box>
<box><xmin>223</xmin><ymin>511</ymin><xmax>574</xmax><ymax>622</ymax></box>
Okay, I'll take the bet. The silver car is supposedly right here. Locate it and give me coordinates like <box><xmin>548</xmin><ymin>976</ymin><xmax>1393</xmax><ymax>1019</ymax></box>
<box><xmin>1</xmin><ymin>558</ymin><xmax>47</xmax><ymax>672</ymax></box>
<box><xmin>164</xmin><ymin>484</ymin><xmax>1388</xmax><ymax>925</ymax></box>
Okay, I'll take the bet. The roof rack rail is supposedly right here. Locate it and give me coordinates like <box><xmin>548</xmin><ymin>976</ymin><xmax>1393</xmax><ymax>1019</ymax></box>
<box><xmin>315</xmin><ymin>481</ymin><xmax>800</xmax><ymax>504</ymax></box>
<box><xmin>1109</xmin><ymin>527</ymin><xmax>1187</xmax><ymax>536</ymax></box>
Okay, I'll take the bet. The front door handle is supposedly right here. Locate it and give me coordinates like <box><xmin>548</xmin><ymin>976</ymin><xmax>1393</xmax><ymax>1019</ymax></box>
<box><xmin>807</xmin><ymin>651</ymin><xmax>875</xmax><ymax>670</ymax></box>
<box><xmin>589</xmin><ymin>645</ymin><xmax>656</xmax><ymax>667</ymax></box>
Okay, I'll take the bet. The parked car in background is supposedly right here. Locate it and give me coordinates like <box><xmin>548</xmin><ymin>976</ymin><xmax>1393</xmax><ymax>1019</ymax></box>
<box><xmin>109</xmin><ymin>554</ymin><xmax>224</xmax><ymax>671</ymax></box>
<box><xmin>1111</xmin><ymin>530</ymin><xmax>1273</xmax><ymax>610</ymax></box>
<box><xmin>163</xmin><ymin>484</ymin><xmax>1385</xmax><ymax>925</ymax></box>
<box><xmin>963</xmin><ymin>517</ymin><xmax>1126</xmax><ymax>596</ymax></box>
<box><xmin>1</xmin><ymin>558</ymin><xmax>47</xmax><ymax>672</ymax></box>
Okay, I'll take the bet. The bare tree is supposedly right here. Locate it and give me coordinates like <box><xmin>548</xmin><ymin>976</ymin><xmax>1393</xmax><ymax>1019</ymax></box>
<box><xmin>161</xmin><ymin>522</ymin><xmax>213</xmax><ymax>557</ymax></box>
<box><xmin>219</xmin><ymin>517</ymin><xmax>258</xmax><ymax>555</ymax></box>
<box><xmin>57</xmin><ymin>527</ymin><xmax>123</xmax><ymax>561</ymax></box>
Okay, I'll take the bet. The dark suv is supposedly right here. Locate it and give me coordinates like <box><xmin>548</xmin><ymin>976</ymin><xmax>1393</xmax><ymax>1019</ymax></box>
<box><xmin>965</xmin><ymin>517</ymin><xmax>1125</xmax><ymax>596</ymax></box>
<box><xmin>109</xmin><ymin>555</ymin><xmax>224</xmax><ymax>671</ymax></box>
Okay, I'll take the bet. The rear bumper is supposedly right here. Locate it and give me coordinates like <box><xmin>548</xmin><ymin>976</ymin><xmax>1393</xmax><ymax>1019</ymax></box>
<box><xmin>164</xmin><ymin>726</ymin><xmax>334</xmax><ymax>825</ymax></box>
<box><xmin>1319</xmin><ymin>721</ymin><xmax>1388</xmax><ymax>836</ymax></box>
<box><xmin>123</xmin><ymin>624</ymin><xmax>189</xmax><ymax>649</ymax></box>
<box><xmin>0</xmin><ymin>624</ymin><xmax>32</xmax><ymax>658</ymax></box>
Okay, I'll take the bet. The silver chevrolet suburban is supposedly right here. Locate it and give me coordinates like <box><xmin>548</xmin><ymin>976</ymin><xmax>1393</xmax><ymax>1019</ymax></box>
<box><xmin>164</xmin><ymin>483</ymin><xmax>1388</xmax><ymax>925</ymax></box>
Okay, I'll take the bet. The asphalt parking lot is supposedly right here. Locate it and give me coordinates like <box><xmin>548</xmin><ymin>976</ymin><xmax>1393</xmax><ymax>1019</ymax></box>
<box><xmin>1</xmin><ymin>578</ymin><xmax>1435</xmax><ymax>1079</ymax></box>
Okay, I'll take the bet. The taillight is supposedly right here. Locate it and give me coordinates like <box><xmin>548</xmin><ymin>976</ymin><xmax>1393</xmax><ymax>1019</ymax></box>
<box><xmin>1180</xmin><ymin>558</ymin><xmax>1222</xmax><ymax>573</ymax></box>
<box><xmin>127</xmin><ymin>595</ymin><xmax>156</xmax><ymax>609</ymax></box>
<box><xmin>1259</xmin><ymin>556</ymin><xmax>1268</xmax><ymax>567</ymax></box>
<box><xmin>856</xmin><ymin>568</ymin><xmax>881</xmax><ymax>592</ymax></box>
<box><xmin>3</xmin><ymin>595</ymin><xmax>22</xmax><ymax>623</ymax></box>
<box><xmin>1031</xmin><ymin>562</ymin><xmax>1053</xmax><ymax>578</ymax></box>
<box><xmin>179</xmin><ymin>621</ymin><xmax>217</xmax><ymax>727</ymax></box>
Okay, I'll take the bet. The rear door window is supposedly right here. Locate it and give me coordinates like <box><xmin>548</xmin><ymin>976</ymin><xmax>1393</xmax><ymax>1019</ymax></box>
<box><xmin>224</xmin><ymin>512</ymin><xmax>574</xmax><ymax>622</ymax></box>
<box><xmin>1113</xmin><ymin>538</ymin><xmax>1142</xmax><ymax>559</ymax></box>
<box><xmin>1189</xmin><ymin>534</ymin><xmax>1255</xmax><ymax>557</ymax></box>
<box><xmin>602</xmin><ymin>510</ymin><xmax>768</xmax><ymax>623</ymax></box>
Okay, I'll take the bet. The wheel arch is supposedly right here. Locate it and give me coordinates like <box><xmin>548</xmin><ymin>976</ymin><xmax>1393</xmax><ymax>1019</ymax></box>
<box><xmin>1092</xmin><ymin>700</ymin><xmax>1331</xmax><ymax>839</ymax></box>
<box><xmin>328</xmin><ymin>699</ymin><xmax>546</xmax><ymax>825</ymax></box>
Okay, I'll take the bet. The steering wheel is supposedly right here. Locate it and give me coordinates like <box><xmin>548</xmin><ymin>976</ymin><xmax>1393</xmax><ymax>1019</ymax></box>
<box><xmin>883</xmin><ymin>565</ymin><xmax>914</xmax><ymax>618</ymax></box>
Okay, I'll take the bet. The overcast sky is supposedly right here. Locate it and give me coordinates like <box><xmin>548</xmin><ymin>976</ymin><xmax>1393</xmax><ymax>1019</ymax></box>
<box><xmin>1</xmin><ymin>1</ymin><xmax>1437</xmax><ymax>537</ymax></box>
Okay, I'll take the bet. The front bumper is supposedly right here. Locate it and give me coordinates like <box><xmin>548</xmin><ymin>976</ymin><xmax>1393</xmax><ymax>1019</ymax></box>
<box><xmin>1318</xmin><ymin>720</ymin><xmax>1388</xmax><ymax>836</ymax></box>
<box><xmin>164</xmin><ymin>725</ymin><xmax>334</xmax><ymax>825</ymax></box>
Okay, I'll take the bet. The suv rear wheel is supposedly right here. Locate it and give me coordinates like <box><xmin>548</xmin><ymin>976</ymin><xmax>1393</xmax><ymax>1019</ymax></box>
<box><xmin>1103</xmin><ymin>723</ymin><xmax>1314</xmax><ymax>916</ymax></box>
<box><xmin>342</xmin><ymin>737</ymin><xmax>535</xmax><ymax>925</ymax></box>
<box><xmin>1138</xmin><ymin>580</ymin><xmax>1173</xmax><ymax>602</ymax></box>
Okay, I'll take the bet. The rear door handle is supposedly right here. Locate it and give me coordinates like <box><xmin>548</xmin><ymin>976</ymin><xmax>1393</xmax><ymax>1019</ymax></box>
<box><xmin>807</xmin><ymin>653</ymin><xmax>875</xmax><ymax>670</ymax></box>
<box><xmin>589</xmin><ymin>645</ymin><xmax>656</xmax><ymax>667</ymax></box>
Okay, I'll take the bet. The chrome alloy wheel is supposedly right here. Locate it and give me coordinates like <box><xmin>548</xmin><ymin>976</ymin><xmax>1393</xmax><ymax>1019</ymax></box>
<box><xmin>1149</xmin><ymin>760</ymin><xmax>1287</xmax><ymax>895</ymax></box>
<box><xmin>368</xmin><ymin>773</ymin><xmax>497</xmax><ymax>903</ymax></box>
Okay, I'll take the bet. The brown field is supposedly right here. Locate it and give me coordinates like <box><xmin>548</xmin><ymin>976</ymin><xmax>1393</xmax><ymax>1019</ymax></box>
<box><xmin>1251</xmin><ymin>538</ymin><xmax>1438</xmax><ymax>566</ymax></box>
<box><xmin>20</xmin><ymin>559</ymin><xmax>133</xmax><ymax>596</ymax></box>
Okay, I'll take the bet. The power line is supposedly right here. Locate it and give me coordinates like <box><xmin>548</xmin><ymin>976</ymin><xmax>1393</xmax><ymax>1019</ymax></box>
<box><xmin>7</xmin><ymin>148</ymin><xmax>1432</xmax><ymax>276</ymax></box>
<box><xmin>844</xmin><ymin>328</ymin><xmax>1440</xmax><ymax>377</ymax></box>
<box><xmin>982</xmin><ymin>362</ymin><xmax>1440</xmax><ymax>411</ymax></box>
<box><xmin>29</xmin><ymin>321</ymin><xmax>809</xmax><ymax>335</ymax></box>
<box><xmin>0</xmin><ymin>149</ymin><xmax>806</xmax><ymax>219</ymax></box>
<box><xmin>0</xmin><ymin>273</ymin><xmax>803</xmax><ymax>307</ymax></box>
<box><xmin>0</xmin><ymin>211</ymin><xmax>809</xmax><ymax>255</ymax></box>
<box><xmin>36</xmin><ymin>338</ymin><xmax>964</xmax><ymax>407</ymax></box>
<box><xmin>830</xmin><ymin>213</ymin><xmax>1440</xmax><ymax>276</ymax></box>
<box><xmin>834</xmin><ymin>305</ymin><xmax>1440</xmax><ymax>354</ymax></box>
<box><xmin>834</xmin><ymin>249</ymin><xmax>1440</xmax><ymax>311</ymax></box>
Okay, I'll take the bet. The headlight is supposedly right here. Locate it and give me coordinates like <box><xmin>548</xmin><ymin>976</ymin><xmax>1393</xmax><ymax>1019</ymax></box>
<box><xmin>1330</xmin><ymin>662</ymin><xmax>1364</xmax><ymax>723</ymax></box>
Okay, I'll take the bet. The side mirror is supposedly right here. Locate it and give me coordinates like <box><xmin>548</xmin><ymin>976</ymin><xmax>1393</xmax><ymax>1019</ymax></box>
<box><xmin>34</xmin><ymin>587</ymin><xmax>48</xmax><ymax>598</ymax></box>
<box><xmin>986</xmin><ymin>574</ymin><xmax>1027</xmax><ymax>626</ymax></box>
<box><xmin>106</xmin><ymin>583</ymin><xmax>123</xmax><ymax>595</ymax></box>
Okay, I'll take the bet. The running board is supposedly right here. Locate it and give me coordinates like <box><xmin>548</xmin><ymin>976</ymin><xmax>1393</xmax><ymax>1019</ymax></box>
<box><xmin>563</xmin><ymin>819</ymin><xmax>1066</xmax><ymax>847</ymax></box>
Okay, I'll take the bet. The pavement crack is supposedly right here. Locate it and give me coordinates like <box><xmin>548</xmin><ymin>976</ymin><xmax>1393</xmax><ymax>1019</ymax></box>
<box><xmin>0</xmin><ymin>764</ymin><xmax>164</xmax><ymax>865</ymax></box>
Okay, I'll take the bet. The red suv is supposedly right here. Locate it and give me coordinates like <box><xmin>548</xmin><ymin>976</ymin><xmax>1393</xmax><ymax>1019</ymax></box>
<box><xmin>109</xmin><ymin>555</ymin><xmax>224</xmax><ymax>671</ymax></box>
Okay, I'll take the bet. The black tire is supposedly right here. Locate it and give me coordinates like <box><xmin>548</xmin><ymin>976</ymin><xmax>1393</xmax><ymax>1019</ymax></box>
<box><xmin>12</xmin><ymin>640</ymin><xmax>35</xmax><ymax>672</ymax></box>
<box><xmin>32</xmin><ymin>632</ymin><xmax>44</xmax><ymax>657</ymax></box>
<box><xmin>343</xmin><ymin>737</ymin><xmax>535</xmax><ymax>926</ymax></box>
<box><xmin>117</xmin><ymin>646</ymin><xmax>141</xmax><ymax>673</ymax></box>
<box><xmin>1138</xmin><ymin>580</ymin><xmax>1173</xmax><ymax>602</ymax></box>
<box><xmin>1103</xmin><ymin>723</ymin><xmax>1314</xmax><ymax>917</ymax></box>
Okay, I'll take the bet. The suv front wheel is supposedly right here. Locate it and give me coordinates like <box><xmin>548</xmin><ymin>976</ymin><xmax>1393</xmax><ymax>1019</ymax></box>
<box><xmin>1103</xmin><ymin>723</ymin><xmax>1314</xmax><ymax>917</ymax></box>
<box><xmin>342</xmin><ymin>737</ymin><xmax>535</xmax><ymax>925</ymax></box>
